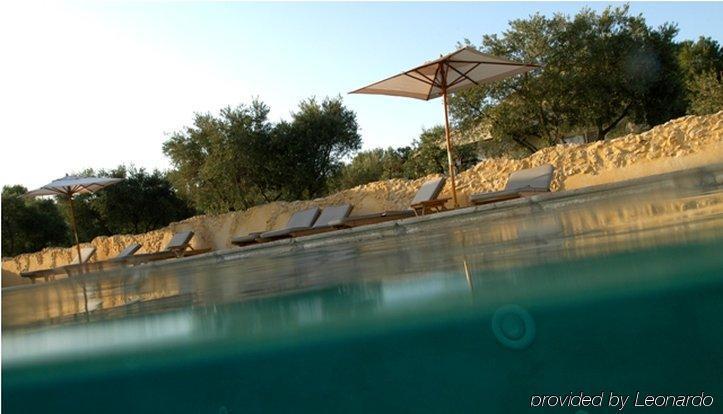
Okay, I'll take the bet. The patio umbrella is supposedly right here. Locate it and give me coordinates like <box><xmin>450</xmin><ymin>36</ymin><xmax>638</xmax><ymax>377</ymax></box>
<box><xmin>25</xmin><ymin>175</ymin><xmax>123</xmax><ymax>271</ymax></box>
<box><xmin>351</xmin><ymin>46</ymin><xmax>539</xmax><ymax>207</ymax></box>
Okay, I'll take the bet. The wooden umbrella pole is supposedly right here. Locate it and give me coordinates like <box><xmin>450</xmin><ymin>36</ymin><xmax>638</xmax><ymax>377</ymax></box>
<box><xmin>67</xmin><ymin>195</ymin><xmax>83</xmax><ymax>274</ymax></box>
<box><xmin>441</xmin><ymin>67</ymin><xmax>459</xmax><ymax>208</ymax></box>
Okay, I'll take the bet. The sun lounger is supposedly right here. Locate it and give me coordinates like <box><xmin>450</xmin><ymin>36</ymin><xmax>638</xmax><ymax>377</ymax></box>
<box><xmin>21</xmin><ymin>246</ymin><xmax>97</xmax><ymax>283</ymax></box>
<box><xmin>256</xmin><ymin>207</ymin><xmax>322</xmax><ymax>242</ymax></box>
<box><xmin>73</xmin><ymin>247</ymin><xmax>97</xmax><ymax>264</ymax></box>
<box><xmin>230</xmin><ymin>232</ymin><xmax>265</xmax><ymax>247</ymax></box>
<box><xmin>164</xmin><ymin>231</ymin><xmax>198</xmax><ymax>256</ymax></box>
<box><xmin>289</xmin><ymin>204</ymin><xmax>354</xmax><ymax>237</ymax></box>
<box><xmin>121</xmin><ymin>231</ymin><xmax>210</xmax><ymax>265</ymax></box>
<box><xmin>409</xmin><ymin>177</ymin><xmax>451</xmax><ymax>215</ymax></box>
<box><xmin>231</xmin><ymin>207</ymin><xmax>322</xmax><ymax>246</ymax></box>
<box><xmin>63</xmin><ymin>243</ymin><xmax>142</xmax><ymax>276</ymax></box>
<box><xmin>110</xmin><ymin>243</ymin><xmax>143</xmax><ymax>261</ymax></box>
<box><xmin>469</xmin><ymin>164</ymin><xmax>555</xmax><ymax>205</ymax></box>
<box><xmin>330</xmin><ymin>177</ymin><xmax>448</xmax><ymax>228</ymax></box>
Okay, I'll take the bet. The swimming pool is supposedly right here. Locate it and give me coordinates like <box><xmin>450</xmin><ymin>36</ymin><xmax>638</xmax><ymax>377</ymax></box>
<box><xmin>3</xmin><ymin>165</ymin><xmax>723</xmax><ymax>413</ymax></box>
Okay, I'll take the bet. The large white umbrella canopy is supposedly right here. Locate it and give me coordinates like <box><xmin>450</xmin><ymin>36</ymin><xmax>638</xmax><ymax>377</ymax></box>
<box><xmin>25</xmin><ymin>175</ymin><xmax>123</xmax><ymax>271</ymax></box>
<box><xmin>351</xmin><ymin>46</ymin><xmax>539</xmax><ymax>207</ymax></box>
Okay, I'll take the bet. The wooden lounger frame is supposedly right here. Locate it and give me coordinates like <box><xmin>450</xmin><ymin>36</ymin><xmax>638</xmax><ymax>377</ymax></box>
<box><xmin>411</xmin><ymin>197</ymin><xmax>451</xmax><ymax>215</ymax></box>
<box><xmin>470</xmin><ymin>189</ymin><xmax>550</xmax><ymax>206</ymax></box>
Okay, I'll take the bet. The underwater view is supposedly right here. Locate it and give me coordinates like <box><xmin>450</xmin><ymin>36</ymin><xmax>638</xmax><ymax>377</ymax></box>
<box><xmin>4</xmin><ymin>165</ymin><xmax>722</xmax><ymax>413</ymax></box>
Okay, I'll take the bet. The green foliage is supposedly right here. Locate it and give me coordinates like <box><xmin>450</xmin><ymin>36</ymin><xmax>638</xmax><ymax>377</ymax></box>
<box><xmin>330</xmin><ymin>126</ymin><xmax>479</xmax><ymax>192</ymax></box>
<box><xmin>279</xmin><ymin>97</ymin><xmax>362</xmax><ymax>199</ymax></box>
<box><xmin>402</xmin><ymin>126</ymin><xmax>479</xmax><ymax>178</ymax></box>
<box><xmin>686</xmin><ymin>71</ymin><xmax>723</xmax><ymax>115</ymax></box>
<box><xmin>93</xmin><ymin>166</ymin><xmax>196</xmax><ymax>235</ymax></box>
<box><xmin>477</xmin><ymin>130</ymin><xmax>535</xmax><ymax>160</ymax></box>
<box><xmin>451</xmin><ymin>5</ymin><xmax>687</xmax><ymax>150</ymax></box>
<box><xmin>163</xmin><ymin>97</ymin><xmax>360</xmax><ymax>213</ymax></box>
<box><xmin>163</xmin><ymin>100</ymin><xmax>273</xmax><ymax>213</ymax></box>
<box><xmin>55</xmin><ymin>166</ymin><xmax>196</xmax><ymax>242</ymax></box>
<box><xmin>2</xmin><ymin>186</ymin><xmax>70</xmax><ymax>257</ymax></box>
<box><xmin>402</xmin><ymin>127</ymin><xmax>450</xmax><ymax>178</ymax></box>
<box><xmin>677</xmin><ymin>37</ymin><xmax>723</xmax><ymax>115</ymax></box>
<box><xmin>56</xmin><ymin>193</ymin><xmax>109</xmax><ymax>243</ymax></box>
<box><xmin>329</xmin><ymin>147</ymin><xmax>410</xmax><ymax>191</ymax></box>
<box><xmin>677</xmin><ymin>37</ymin><xmax>723</xmax><ymax>80</ymax></box>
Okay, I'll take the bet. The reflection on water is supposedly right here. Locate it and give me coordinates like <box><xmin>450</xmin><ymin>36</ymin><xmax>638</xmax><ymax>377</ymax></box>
<box><xmin>3</xmin><ymin>165</ymin><xmax>723</xmax><ymax>410</ymax></box>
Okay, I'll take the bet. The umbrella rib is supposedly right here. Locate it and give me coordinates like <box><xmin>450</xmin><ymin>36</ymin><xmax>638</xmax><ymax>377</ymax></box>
<box><xmin>425</xmin><ymin>63</ymin><xmax>443</xmax><ymax>100</ymax></box>
<box><xmin>417</xmin><ymin>68</ymin><xmax>443</xmax><ymax>87</ymax></box>
<box><xmin>38</xmin><ymin>187</ymin><xmax>62</xmax><ymax>197</ymax></box>
<box><xmin>447</xmin><ymin>63</ymin><xmax>482</xmax><ymax>88</ymax></box>
<box><xmin>448</xmin><ymin>59</ymin><xmax>541</xmax><ymax>68</ymax></box>
<box><xmin>404</xmin><ymin>71</ymin><xmax>435</xmax><ymax>86</ymax></box>
<box><xmin>413</xmin><ymin>69</ymin><xmax>435</xmax><ymax>83</ymax></box>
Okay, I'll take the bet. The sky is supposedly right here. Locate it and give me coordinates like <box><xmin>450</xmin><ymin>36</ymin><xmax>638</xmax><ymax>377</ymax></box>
<box><xmin>1</xmin><ymin>2</ymin><xmax>722</xmax><ymax>190</ymax></box>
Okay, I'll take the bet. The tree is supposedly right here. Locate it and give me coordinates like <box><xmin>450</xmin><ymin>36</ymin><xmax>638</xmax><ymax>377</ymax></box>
<box><xmin>451</xmin><ymin>5</ymin><xmax>687</xmax><ymax>149</ymax></box>
<box><xmin>402</xmin><ymin>127</ymin><xmax>450</xmax><ymax>178</ymax></box>
<box><xmin>56</xmin><ymin>192</ymin><xmax>110</xmax><ymax>243</ymax></box>
<box><xmin>402</xmin><ymin>126</ymin><xmax>478</xmax><ymax>179</ymax></box>
<box><xmin>677</xmin><ymin>37</ymin><xmax>723</xmax><ymax>81</ymax></box>
<box><xmin>686</xmin><ymin>71</ymin><xmax>723</xmax><ymax>115</ymax></box>
<box><xmin>163</xmin><ymin>97</ymin><xmax>361</xmax><ymax>213</ymax></box>
<box><xmin>677</xmin><ymin>37</ymin><xmax>723</xmax><ymax>115</ymax></box>
<box><xmin>277</xmin><ymin>97</ymin><xmax>362</xmax><ymax>199</ymax></box>
<box><xmin>90</xmin><ymin>166</ymin><xmax>196</xmax><ymax>235</ymax></box>
<box><xmin>163</xmin><ymin>100</ymin><xmax>273</xmax><ymax>213</ymax></box>
<box><xmin>2</xmin><ymin>185</ymin><xmax>70</xmax><ymax>257</ymax></box>
<box><xmin>329</xmin><ymin>147</ymin><xmax>409</xmax><ymax>191</ymax></box>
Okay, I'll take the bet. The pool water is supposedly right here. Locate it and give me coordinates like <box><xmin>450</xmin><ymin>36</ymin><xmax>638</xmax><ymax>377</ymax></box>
<box><xmin>3</xmin><ymin>166</ymin><xmax>723</xmax><ymax>413</ymax></box>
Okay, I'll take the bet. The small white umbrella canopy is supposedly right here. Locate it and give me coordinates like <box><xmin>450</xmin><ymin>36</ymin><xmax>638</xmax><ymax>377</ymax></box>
<box><xmin>25</xmin><ymin>175</ymin><xmax>123</xmax><ymax>270</ymax></box>
<box><xmin>351</xmin><ymin>46</ymin><xmax>539</xmax><ymax>207</ymax></box>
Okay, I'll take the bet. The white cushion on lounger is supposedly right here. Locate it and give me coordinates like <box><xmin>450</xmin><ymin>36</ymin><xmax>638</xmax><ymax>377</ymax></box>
<box><xmin>259</xmin><ymin>207</ymin><xmax>321</xmax><ymax>239</ymax></box>
<box><xmin>505</xmin><ymin>164</ymin><xmax>554</xmax><ymax>191</ymax></box>
<box><xmin>410</xmin><ymin>177</ymin><xmax>445</xmax><ymax>205</ymax></box>
<box><xmin>313</xmin><ymin>204</ymin><xmax>353</xmax><ymax>228</ymax></box>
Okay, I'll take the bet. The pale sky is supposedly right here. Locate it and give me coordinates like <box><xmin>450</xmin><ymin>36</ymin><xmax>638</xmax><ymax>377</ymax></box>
<box><xmin>1</xmin><ymin>1</ymin><xmax>721</xmax><ymax>190</ymax></box>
